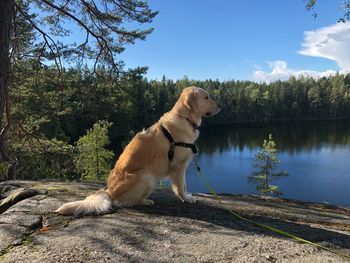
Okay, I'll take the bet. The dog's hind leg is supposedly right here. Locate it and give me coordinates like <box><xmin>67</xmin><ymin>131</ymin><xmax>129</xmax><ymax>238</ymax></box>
<box><xmin>112</xmin><ymin>173</ymin><xmax>157</xmax><ymax>207</ymax></box>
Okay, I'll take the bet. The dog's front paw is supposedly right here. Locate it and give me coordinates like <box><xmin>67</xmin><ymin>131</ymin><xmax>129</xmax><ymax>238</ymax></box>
<box><xmin>183</xmin><ymin>193</ymin><xmax>196</xmax><ymax>203</ymax></box>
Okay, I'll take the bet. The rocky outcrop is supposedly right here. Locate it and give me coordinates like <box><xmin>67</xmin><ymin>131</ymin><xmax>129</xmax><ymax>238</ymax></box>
<box><xmin>0</xmin><ymin>180</ymin><xmax>349</xmax><ymax>262</ymax></box>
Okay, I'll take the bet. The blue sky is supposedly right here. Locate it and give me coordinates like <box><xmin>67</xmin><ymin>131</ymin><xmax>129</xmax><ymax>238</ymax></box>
<box><xmin>115</xmin><ymin>0</ymin><xmax>350</xmax><ymax>82</ymax></box>
<box><xmin>32</xmin><ymin>0</ymin><xmax>350</xmax><ymax>82</ymax></box>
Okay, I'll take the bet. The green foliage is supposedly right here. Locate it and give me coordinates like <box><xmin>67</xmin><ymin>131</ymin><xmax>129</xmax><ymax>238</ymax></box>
<box><xmin>74</xmin><ymin>120</ymin><xmax>114</xmax><ymax>181</ymax></box>
<box><xmin>248</xmin><ymin>134</ymin><xmax>288</xmax><ymax>196</ymax></box>
<box><xmin>6</xmin><ymin>136</ymin><xmax>75</xmax><ymax>181</ymax></box>
<box><xmin>9</xmin><ymin>0</ymin><xmax>157</xmax><ymax>73</ymax></box>
<box><xmin>10</xmin><ymin>61</ymin><xmax>350</xmax><ymax>144</ymax></box>
<box><xmin>0</xmin><ymin>0</ymin><xmax>157</xmax><ymax>180</ymax></box>
<box><xmin>3</xmin><ymin>59</ymin><xmax>350</xmax><ymax>181</ymax></box>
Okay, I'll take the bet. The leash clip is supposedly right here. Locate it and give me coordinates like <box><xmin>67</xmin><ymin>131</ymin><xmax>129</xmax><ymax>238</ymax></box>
<box><xmin>194</xmin><ymin>154</ymin><xmax>201</xmax><ymax>173</ymax></box>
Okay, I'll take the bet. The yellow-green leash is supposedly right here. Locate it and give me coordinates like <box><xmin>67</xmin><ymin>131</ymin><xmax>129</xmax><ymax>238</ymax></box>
<box><xmin>193</xmin><ymin>155</ymin><xmax>350</xmax><ymax>261</ymax></box>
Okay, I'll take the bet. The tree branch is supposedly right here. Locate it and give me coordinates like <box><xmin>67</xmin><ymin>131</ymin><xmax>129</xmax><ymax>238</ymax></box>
<box><xmin>39</xmin><ymin>0</ymin><xmax>118</xmax><ymax>72</ymax></box>
<box><xmin>14</xmin><ymin>2</ymin><xmax>63</xmax><ymax>71</ymax></box>
<box><xmin>80</xmin><ymin>0</ymin><xmax>144</xmax><ymax>39</ymax></box>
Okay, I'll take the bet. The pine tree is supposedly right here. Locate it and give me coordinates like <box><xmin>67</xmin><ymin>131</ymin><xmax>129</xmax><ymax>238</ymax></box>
<box><xmin>0</xmin><ymin>0</ymin><xmax>157</xmax><ymax>179</ymax></box>
<box><xmin>74</xmin><ymin>120</ymin><xmax>114</xmax><ymax>181</ymax></box>
<box><xmin>248</xmin><ymin>134</ymin><xmax>288</xmax><ymax>196</ymax></box>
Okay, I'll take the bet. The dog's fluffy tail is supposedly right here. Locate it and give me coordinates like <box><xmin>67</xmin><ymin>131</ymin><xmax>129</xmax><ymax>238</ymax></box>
<box><xmin>55</xmin><ymin>189</ymin><xmax>112</xmax><ymax>216</ymax></box>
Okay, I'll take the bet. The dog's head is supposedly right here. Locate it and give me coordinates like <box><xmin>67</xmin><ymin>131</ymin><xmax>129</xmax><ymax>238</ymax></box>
<box><xmin>179</xmin><ymin>86</ymin><xmax>220</xmax><ymax>117</ymax></box>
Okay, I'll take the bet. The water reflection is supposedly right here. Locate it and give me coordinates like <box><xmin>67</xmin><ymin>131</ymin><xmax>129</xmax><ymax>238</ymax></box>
<box><xmin>187</xmin><ymin>120</ymin><xmax>350</xmax><ymax>206</ymax></box>
<box><xmin>198</xmin><ymin>120</ymin><xmax>350</xmax><ymax>155</ymax></box>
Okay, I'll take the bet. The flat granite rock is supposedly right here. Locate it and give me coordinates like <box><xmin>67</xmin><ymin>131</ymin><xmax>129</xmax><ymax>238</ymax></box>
<box><xmin>0</xmin><ymin>180</ymin><xmax>349</xmax><ymax>263</ymax></box>
<box><xmin>0</xmin><ymin>224</ymin><xmax>28</xmax><ymax>253</ymax></box>
<box><xmin>0</xmin><ymin>212</ymin><xmax>42</xmax><ymax>229</ymax></box>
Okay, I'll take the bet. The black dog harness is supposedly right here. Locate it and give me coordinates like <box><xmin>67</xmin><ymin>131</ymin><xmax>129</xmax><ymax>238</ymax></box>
<box><xmin>160</xmin><ymin>124</ymin><xmax>198</xmax><ymax>161</ymax></box>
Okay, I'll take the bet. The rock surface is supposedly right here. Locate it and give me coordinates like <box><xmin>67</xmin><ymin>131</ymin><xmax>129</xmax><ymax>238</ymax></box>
<box><xmin>0</xmin><ymin>180</ymin><xmax>349</xmax><ymax>263</ymax></box>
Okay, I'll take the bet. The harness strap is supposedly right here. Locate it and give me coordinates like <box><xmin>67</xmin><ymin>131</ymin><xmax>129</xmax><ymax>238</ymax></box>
<box><xmin>174</xmin><ymin>142</ymin><xmax>198</xmax><ymax>155</ymax></box>
<box><xmin>160</xmin><ymin>124</ymin><xmax>198</xmax><ymax>161</ymax></box>
<box><xmin>160</xmin><ymin>124</ymin><xmax>174</xmax><ymax>143</ymax></box>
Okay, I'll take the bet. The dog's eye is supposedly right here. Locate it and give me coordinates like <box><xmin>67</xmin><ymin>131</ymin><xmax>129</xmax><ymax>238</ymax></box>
<box><xmin>205</xmin><ymin>96</ymin><xmax>209</xmax><ymax>100</ymax></box>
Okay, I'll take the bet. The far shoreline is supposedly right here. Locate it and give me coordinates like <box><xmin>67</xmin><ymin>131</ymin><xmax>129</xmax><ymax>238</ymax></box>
<box><xmin>201</xmin><ymin>117</ymin><xmax>350</xmax><ymax>129</ymax></box>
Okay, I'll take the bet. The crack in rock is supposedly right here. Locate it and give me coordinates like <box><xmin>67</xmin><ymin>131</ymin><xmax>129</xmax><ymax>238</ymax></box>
<box><xmin>0</xmin><ymin>215</ymin><xmax>44</xmax><ymax>258</ymax></box>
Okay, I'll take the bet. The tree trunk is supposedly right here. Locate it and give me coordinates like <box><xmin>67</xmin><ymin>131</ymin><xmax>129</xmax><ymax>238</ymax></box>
<box><xmin>0</xmin><ymin>0</ymin><xmax>13</xmax><ymax>131</ymax></box>
<box><xmin>0</xmin><ymin>0</ymin><xmax>15</xmax><ymax>180</ymax></box>
<box><xmin>95</xmin><ymin>133</ymin><xmax>100</xmax><ymax>181</ymax></box>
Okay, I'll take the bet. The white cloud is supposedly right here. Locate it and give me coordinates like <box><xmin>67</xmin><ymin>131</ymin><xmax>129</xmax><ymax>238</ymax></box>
<box><xmin>253</xmin><ymin>60</ymin><xmax>349</xmax><ymax>83</ymax></box>
<box><xmin>253</xmin><ymin>22</ymin><xmax>350</xmax><ymax>83</ymax></box>
<box><xmin>254</xmin><ymin>61</ymin><xmax>291</xmax><ymax>83</ymax></box>
<box><xmin>299</xmin><ymin>22</ymin><xmax>350</xmax><ymax>69</ymax></box>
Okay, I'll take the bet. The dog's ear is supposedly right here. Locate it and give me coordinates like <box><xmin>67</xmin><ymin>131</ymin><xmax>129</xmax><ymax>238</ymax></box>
<box><xmin>183</xmin><ymin>89</ymin><xmax>198</xmax><ymax>112</ymax></box>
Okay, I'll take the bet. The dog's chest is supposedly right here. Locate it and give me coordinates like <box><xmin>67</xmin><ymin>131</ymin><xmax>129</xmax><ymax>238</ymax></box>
<box><xmin>173</xmin><ymin>146</ymin><xmax>194</xmax><ymax>163</ymax></box>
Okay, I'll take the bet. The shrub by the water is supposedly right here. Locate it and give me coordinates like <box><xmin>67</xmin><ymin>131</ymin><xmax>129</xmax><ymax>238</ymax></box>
<box><xmin>248</xmin><ymin>134</ymin><xmax>288</xmax><ymax>196</ymax></box>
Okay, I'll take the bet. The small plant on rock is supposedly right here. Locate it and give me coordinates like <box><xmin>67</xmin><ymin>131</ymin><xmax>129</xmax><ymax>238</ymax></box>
<box><xmin>248</xmin><ymin>134</ymin><xmax>288</xmax><ymax>196</ymax></box>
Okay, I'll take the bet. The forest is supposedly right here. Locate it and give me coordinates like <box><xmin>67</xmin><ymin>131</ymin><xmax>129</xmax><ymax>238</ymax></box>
<box><xmin>2</xmin><ymin>59</ymin><xmax>349</xmax><ymax>181</ymax></box>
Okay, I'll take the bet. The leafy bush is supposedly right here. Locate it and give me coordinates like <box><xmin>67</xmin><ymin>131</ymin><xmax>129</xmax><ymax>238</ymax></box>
<box><xmin>6</xmin><ymin>137</ymin><xmax>76</xmax><ymax>181</ymax></box>
<box><xmin>74</xmin><ymin>120</ymin><xmax>114</xmax><ymax>181</ymax></box>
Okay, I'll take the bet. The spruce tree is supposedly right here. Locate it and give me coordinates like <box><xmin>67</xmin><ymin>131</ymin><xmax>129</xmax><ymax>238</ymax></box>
<box><xmin>248</xmin><ymin>134</ymin><xmax>288</xmax><ymax>196</ymax></box>
<box><xmin>74</xmin><ymin>120</ymin><xmax>114</xmax><ymax>181</ymax></box>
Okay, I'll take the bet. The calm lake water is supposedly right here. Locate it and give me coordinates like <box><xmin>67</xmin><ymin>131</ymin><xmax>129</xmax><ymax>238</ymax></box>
<box><xmin>185</xmin><ymin>120</ymin><xmax>350</xmax><ymax>207</ymax></box>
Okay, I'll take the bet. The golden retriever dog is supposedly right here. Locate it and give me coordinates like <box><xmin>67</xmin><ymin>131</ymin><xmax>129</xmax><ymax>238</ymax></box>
<box><xmin>56</xmin><ymin>86</ymin><xmax>220</xmax><ymax>215</ymax></box>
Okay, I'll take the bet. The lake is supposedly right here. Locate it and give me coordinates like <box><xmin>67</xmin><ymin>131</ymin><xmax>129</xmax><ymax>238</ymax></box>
<box><xmin>185</xmin><ymin>120</ymin><xmax>350</xmax><ymax>207</ymax></box>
